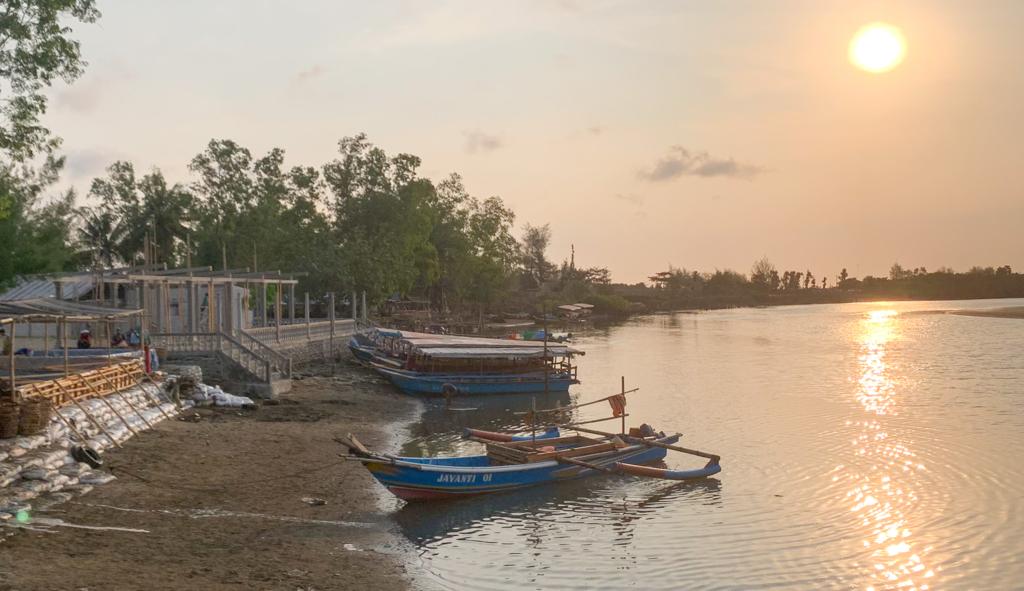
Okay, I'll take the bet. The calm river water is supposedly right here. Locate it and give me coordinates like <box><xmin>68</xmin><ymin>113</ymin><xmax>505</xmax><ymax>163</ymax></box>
<box><xmin>390</xmin><ymin>299</ymin><xmax>1024</xmax><ymax>590</ymax></box>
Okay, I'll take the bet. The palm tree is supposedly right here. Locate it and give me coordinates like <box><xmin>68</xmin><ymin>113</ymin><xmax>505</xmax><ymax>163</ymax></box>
<box><xmin>77</xmin><ymin>210</ymin><xmax>125</xmax><ymax>269</ymax></box>
<box><xmin>109</xmin><ymin>172</ymin><xmax>193</xmax><ymax>266</ymax></box>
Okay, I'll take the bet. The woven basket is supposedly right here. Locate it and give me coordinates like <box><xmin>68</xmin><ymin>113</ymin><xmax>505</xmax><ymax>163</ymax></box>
<box><xmin>18</xmin><ymin>399</ymin><xmax>52</xmax><ymax>436</ymax></box>
<box><xmin>0</xmin><ymin>403</ymin><xmax>21</xmax><ymax>439</ymax></box>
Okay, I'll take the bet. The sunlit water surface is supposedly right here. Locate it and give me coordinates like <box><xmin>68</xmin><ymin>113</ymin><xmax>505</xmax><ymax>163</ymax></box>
<box><xmin>390</xmin><ymin>299</ymin><xmax>1024</xmax><ymax>590</ymax></box>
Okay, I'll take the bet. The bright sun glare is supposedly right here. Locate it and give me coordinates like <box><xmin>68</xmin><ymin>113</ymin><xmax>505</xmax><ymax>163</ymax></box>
<box><xmin>849</xmin><ymin>23</ymin><xmax>906</xmax><ymax>73</ymax></box>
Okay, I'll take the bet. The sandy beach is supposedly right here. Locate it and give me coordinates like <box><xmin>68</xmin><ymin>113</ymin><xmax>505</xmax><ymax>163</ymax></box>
<box><xmin>949</xmin><ymin>306</ymin><xmax>1024</xmax><ymax>320</ymax></box>
<box><xmin>0</xmin><ymin>362</ymin><xmax>419</xmax><ymax>591</ymax></box>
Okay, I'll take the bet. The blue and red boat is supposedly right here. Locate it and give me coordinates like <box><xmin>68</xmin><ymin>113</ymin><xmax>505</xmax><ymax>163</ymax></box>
<box><xmin>338</xmin><ymin>426</ymin><xmax>721</xmax><ymax>502</ymax></box>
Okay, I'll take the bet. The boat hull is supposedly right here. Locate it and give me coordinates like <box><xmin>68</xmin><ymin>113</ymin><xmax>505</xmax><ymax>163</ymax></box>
<box><xmin>362</xmin><ymin>435</ymin><xmax>680</xmax><ymax>501</ymax></box>
<box><xmin>374</xmin><ymin>366</ymin><xmax>575</xmax><ymax>396</ymax></box>
<box><xmin>347</xmin><ymin>336</ymin><xmax>377</xmax><ymax>363</ymax></box>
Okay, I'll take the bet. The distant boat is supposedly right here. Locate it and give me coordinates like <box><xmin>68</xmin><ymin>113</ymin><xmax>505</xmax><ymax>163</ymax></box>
<box><xmin>350</xmin><ymin>328</ymin><xmax>583</xmax><ymax>396</ymax></box>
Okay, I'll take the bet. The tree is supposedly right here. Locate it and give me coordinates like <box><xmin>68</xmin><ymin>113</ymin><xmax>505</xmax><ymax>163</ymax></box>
<box><xmin>89</xmin><ymin>162</ymin><xmax>193</xmax><ymax>265</ymax></box>
<box><xmin>838</xmin><ymin>268</ymin><xmax>849</xmax><ymax>286</ymax></box>
<box><xmin>521</xmin><ymin>223</ymin><xmax>554</xmax><ymax>288</ymax></box>
<box><xmin>750</xmin><ymin>257</ymin><xmax>776</xmax><ymax>290</ymax></box>
<box><xmin>0</xmin><ymin>158</ymin><xmax>77</xmax><ymax>285</ymax></box>
<box><xmin>890</xmin><ymin>262</ymin><xmax>909</xmax><ymax>280</ymax></box>
<box><xmin>77</xmin><ymin>209</ymin><xmax>125</xmax><ymax>268</ymax></box>
<box><xmin>582</xmin><ymin>267</ymin><xmax>611</xmax><ymax>285</ymax></box>
<box><xmin>0</xmin><ymin>0</ymin><xmax>100</xmax><ymax>163</ymax></box>
<box><xmin>323</xmin><ymin>134</ymin><xmax>435</xmax><ymax>302</ymax></box>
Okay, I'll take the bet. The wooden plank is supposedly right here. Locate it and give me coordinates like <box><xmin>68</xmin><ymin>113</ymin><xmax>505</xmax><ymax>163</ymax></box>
<box><xmin>571</xmin><ymin>425</ymin><xmax>721</xmax><ymax>463</ymax></box>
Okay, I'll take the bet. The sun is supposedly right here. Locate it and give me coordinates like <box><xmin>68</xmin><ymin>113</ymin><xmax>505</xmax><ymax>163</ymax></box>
<box><xmin>849</xmin><ymin>23</ymin><xmax>906</xmax><ymax>73</ymax></box>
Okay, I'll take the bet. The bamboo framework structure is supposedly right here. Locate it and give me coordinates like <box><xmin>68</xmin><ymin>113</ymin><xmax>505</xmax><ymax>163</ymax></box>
<box><xmin>16</xmin><ymin>360</ymin><xmax>147</xmax><ymax>407</ymax></box>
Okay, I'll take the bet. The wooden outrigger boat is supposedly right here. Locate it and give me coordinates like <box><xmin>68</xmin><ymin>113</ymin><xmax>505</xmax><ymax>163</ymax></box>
<box><xmin>338</xmin><ymin>427</ymin><xmax>719</xmax><ymax>501</ymax></box>
<box><xmin>338</xmin><ymin>380</ymin><xmax>721</xmax><ymax>501</ymax></box>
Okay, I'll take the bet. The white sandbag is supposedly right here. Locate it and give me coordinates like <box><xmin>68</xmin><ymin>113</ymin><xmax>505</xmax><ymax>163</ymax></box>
<box><xmin>11</xmin><ymin>454</ymin><xmax>43</xmax><ymax>470</ymax></box>
<box><xmin>13</xmin><ymin>479</ymin><xmax>49</xmax><ymax>494</ymax></box>
<box><xmin>78</xmin><ymin>471</ymin><xmax>116</xmax><ymax>486</ymax></box>
<box><xmin>20</xmin><ymin>468</ymin><xmax>57</xmax><ymax>481</ymax></box>
<box><xmin>59</xmin><ymin>462</ymin><xmax>90</xmax><ymax>477</ymax></box>
<box><xmin>63</xmin><ymin>483</ymin><xmax>92</xmax><ymax>496</ymax></box>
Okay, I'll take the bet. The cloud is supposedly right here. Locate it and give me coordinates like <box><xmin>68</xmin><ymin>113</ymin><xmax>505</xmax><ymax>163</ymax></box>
<box><xmin>587</xmin><ymin>125</ymin><xmax>604</xmax><ymax>135</ymax></box>
<box><xmin>464</xmin><ymin>130</ymin><xmax>503</xmax><ymax>153</ymax></box>
<box><xmin>640</xmin><ymin>146</ymin><xmax>764</xmax><ymax>181</ymax></box>
<box><xmin>55</xmin><ymin>80</ymin><xmax>103</xmax><ymax>113</ymax></box>
<box><xmin>293</xmin><ymin>64</ymin><xmax>326</xmax><ymax>84</ymax></box>
<box><xmin>63</xmin><ymin>147</ymin><xmax>122</xmax><ymax>180</ymax></box>
<box><xmin>53</xmin><ymin>65</ymin><xmax>136</xmax><ymax>114</ymax></box>
<box><xmin>614</xmin><ymin>193</ymin><xmax>644</xmax><ymax>206</ymax></box>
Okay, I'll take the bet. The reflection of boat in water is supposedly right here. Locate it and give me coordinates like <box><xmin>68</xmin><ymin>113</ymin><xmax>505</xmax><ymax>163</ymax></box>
<box><xmin>392</xmin><ymin>472</ymin><xmax>723</xmax><ymax>544</ymax></box>
<box><xmin>348</xmin><ymin>328</ymin><xmax>583</xmax><ymax>396</ymax></box>
<box><xmin>373</xmin><ymin>363</ymin><xmax>577</xmax><ymax>395</ymax></box>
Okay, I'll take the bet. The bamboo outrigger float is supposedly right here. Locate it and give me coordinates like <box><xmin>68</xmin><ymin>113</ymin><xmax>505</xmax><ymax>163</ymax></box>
<box><xmin>338</xmin><ymin>380</ymin><xmax>721</xmax><ymax>501</ymax></box>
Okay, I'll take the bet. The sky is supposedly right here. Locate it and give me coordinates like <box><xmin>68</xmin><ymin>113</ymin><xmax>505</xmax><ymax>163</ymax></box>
<box><xmin>44</xmin><ymin>0</ymin><xmax>1024</xmax><ymax>284</ymax></box>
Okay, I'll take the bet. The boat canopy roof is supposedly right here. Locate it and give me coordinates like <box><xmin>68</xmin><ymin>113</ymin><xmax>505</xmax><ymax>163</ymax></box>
<box><xmin>367</xmin><ymin>328</ymin><xmax>582</xmax><ymax>358</ymax></box>
<box><xmin>411</xmin><ymin>345</ymin><xmax>580</xmax><ymax>359</ymax></box>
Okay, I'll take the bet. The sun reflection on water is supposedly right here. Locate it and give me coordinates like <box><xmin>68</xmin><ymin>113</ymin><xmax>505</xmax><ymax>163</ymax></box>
<box><xmin>839</xmin><ymin>309</ymin><xmax>936</xmax><ymax>590</ymax></box>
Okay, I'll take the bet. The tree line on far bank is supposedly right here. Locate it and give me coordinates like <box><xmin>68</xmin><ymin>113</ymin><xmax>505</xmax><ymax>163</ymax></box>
<box><xmin>3</xmin><ymin>129</ymin><xmax>1023</xmax><ymax>319</ymax></box>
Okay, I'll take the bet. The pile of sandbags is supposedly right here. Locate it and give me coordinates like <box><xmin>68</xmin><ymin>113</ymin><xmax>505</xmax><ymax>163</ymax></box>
<box><xmin>192</xmin><ymin>383</ymin><xmax>256</xmax><ymax>409</ymax></box>
<box><xmin>0</xmin><ymin>379</ymin><xmax>192</xmax><ymax>520</ymax></box>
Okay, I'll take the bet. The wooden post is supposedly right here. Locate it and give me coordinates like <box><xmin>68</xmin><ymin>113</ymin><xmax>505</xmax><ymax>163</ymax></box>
<box><xmin>260</xmin><ymin>281</ymin><xmax>268</xmax><ymax>328</ymax></box>
<box><xmin>208</xmin><ymin>279</ymin><xmax>215</xmax><ymax>332</ymax></box>
<box><xmin>329</xmin><ymin>293</ymin><xmax>336</xmax><ymax>357</ymax></box>
<box><xmin>288</xmin><ymin>283</ymin><xmax>295</xmax><ymax>326</ymax></box>
<box><xmin>163</xmin><ymin>282</ymin><xmax>171</xmax><ymax>332</ymax></box>
<box><xmin>275</xmin><ymin>280</ymin><xmax>282</xmax><ymax>343</ymax></box>
<box><xmin>105</xmin><ymin>320</ymin><xmax>112</xmax><ymax>367</ymax></box>
<box><xmin>9</xmin><ymin>319</ymin><xmax>16</xmax><ymax>396</ymax></box>
<box><xmin>43</xmin><ymin>320</ymin><xmax>49</xmax><ymax>356</ymax></box>
<box><xmin>112</xmin><ymin>364</ymin><xmax>173</xmax><ymax>421</ymax></box>
<box><xmin>62</xmin><ymin>317</ymin><xmax>69</xmax><ymax>377</ymax></box>
<box><xmin>352</xmin><ymin>291</ymin><xmax>357</xmax><ymax>321</ymax></box>
<box><xmin>89</xmin><ymin>371</ymin><xmax>155</xmax><ymax>429</ymax></box>
<box><xmin>362</xmin><ymin>291</ymin><xmax>367</xmax><ymax>322</ymax></box>
<box><xmin>305</xmin><ymin>292</ymin><xmax>310</xmax><ymax>339</ymax></box>
<box><xmin>621</xmin><ymin>376</ymin><xmax>626</xmax><ymax>436</ymax></box>
<box><xmin>54</xmin><ymin>381</ymin><xmax>121</xmax><ymax>449</ymax></box>
<box><xmin>91</xmin><ymin>381</ymin><xmax>140</xmax><ymax>436</ymax></box>
<box><xmin>543</xmin><ymin>307</ymin><xmax>549</xmax><ymax>398</ymax></box>
<box><xmin>224</xmin><ymin>278</ymin><xmax>233</xmax><ymax>336</ymax></box>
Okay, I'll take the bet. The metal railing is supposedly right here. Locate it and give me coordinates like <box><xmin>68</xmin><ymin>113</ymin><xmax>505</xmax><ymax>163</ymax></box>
<box><xmin>237</xmin><ymin>330</ymin><xmax>292</xmax><ymax>378</ymax></box>
<box><xmin>244</xmin><ymin>318</ymin><xmax>357</xmax><ymax>347</ymax></box>
<box><xmin>152</xmin><ymin>332</ymin><xmax>275</xmax><ymax>383</ymax></box>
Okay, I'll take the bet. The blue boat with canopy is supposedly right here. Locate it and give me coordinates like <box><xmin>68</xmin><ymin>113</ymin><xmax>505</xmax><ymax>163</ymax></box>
<box><xmin>350</xmin><ymin>329</ymin><xmax>583</xmax><ymax>396</ymax></box>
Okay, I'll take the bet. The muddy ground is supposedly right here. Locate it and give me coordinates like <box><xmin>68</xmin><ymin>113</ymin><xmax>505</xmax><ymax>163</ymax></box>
<box><xmin>0</xmin><ymin>361</ymin><xmax>421</xmax><ymax>591</ymax></box>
